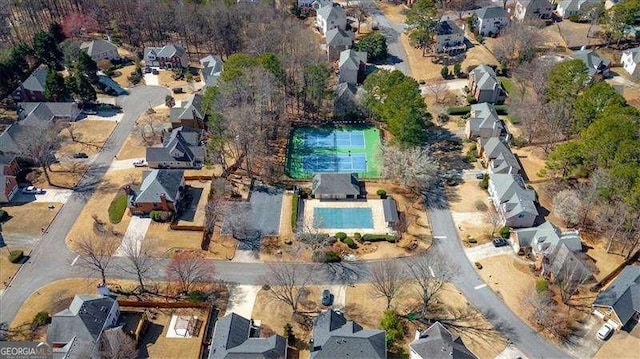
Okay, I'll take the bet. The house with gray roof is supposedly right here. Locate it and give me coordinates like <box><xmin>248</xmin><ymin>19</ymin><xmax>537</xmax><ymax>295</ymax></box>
<box><xmin>487</xmin><ymin>173</ymin><xmax>538</xmax><ymax>228</ymax></box>
<box><xmin>435</xmin><ymin>20</ymin><xmax>465</xmax><ymax>53</ymax></box>
<box><xmin>621</xmin><ymin>47</ymin><xmax>640</xmax><ymax>79</ymax></box>
<box><xmin>126</xmin><ymin>169</ymin><xmax>185</xmax><ymax>215</ymax></box>
<box><xmin>469</xmin><ymin>65</ymin><xmax>506</xmax><ymax>104</ymax></box>
<box><xmin>409</xmin><ymin>321</ymin><xmax>477</xmax><ymax>359</ymax></box>
<box><xmin>593</xmin><ymin>265</ymin><xmax>640</xmax><ymax>329</ymax></box>
<box><xmin>465</xmin><ymin>103</ymin><xmax>503</xmax><ymax>140</ymax></box>
<box><xmin>200</xmin><ymin>55</ymin><xmax>223</xmax><ymax>88</ymax></box>
<box><xmin>513</xmin><ymin>0</ymin><xmax>553</xmax><ymax>21</ymax></box>
<box><xmin>208</xmin><ymin>312</ymin><xmax>287</xmax><ymax>359</ymax></box>
<box><xmin>170</xmin><ymin>93</ymin><xmax>205</xmax><ymax>129</ymax></box>
<box><xmin>557</xmin><ymin>0</ymin><xmax>601</xmax><ymax>18</ymax></box>
<box><xmin>572</xmin><ymin>49</ymin><xmax>611</xmax><ymax>78</ymax></box>
<box><xmin>514</xmin><ymin>221</ymin><xmax>584</xmax><ymax>256</ymax></box>
<box><xmin>478</xmin><ymin>137</ymin><xmax>521</xmax><ymax>175</ymax></box>
<box><xmin>80</xmin><ymin>39</ymin><xmax>119</xmax><ymax>61</ymax></box>
<box><xmin>12</xmin><ymin>66</ymin><xmax>48</xmax><ymax>102</ymax></box>
<box><xmin>144</xmin><ymin>43</ymin><xmax>188</xmax><ymax>69</ymax></box>
<box><xmin>543</xmin><ymin>241</ymin><xmax>596</xmax><ymax>295</ymax></box>
<box><xmin>48</xmin><ymin>292</ymin><xmax>120</xmax><ymax>357</ymax></box>
<box><xmin>474</xmin><ymin>6</ymin><xmax>509</xmax><ymax>36</ymax></box>
<box><xmin>383</xmin><ymin>198</ymin><xmax>399</xmax><ymax>226</ymax></box>
<box><xmin>146</xmin><ymin>127</ymin><xmax>205</xmax><ymax>169</ymax></box>
<box><xmin>316</xmin><ymin>3</ymin><xmax>347</xmax><ymax>35</ymax></box>
<box><xmin>338</xmin><ymin>49</ymin><xmax>367</xmax><ymax>85</ymax></box>
<box><xmin>312</xmin><ymin>173</ymin><xmax>362</xmax><ymax>200</ymax></box>
<box><xmin>311</xmin><ymin>309</ymin><xmax>386</xmax><ymax>359</ymax></box>
<box><xmin>334</xmin><ymin>82</ymin><xmax>362</xmax><ymax>119</ymax></box>
<box><xmin>326</xmin><ymin>28</ymin><xmax>353</xmax><ymax>62</ymax></box>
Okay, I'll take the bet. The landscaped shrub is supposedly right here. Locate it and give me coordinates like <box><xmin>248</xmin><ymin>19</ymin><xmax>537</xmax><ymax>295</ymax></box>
<box><xmin>494</xmin><ymin>105</ymin><xmax>508</xmax><ymax>115</ymax></box>
<box><xmin>335</xmin><ymin>232</ymin><xmax>347</xmax><ymax>240</ymax></box>
<box><xmin>468</xmin><ymin>237</ymin><xmax>477</xmax><ymax>244</ymax></box>
<box><xmin>466</xmin><ymin>95</ymin><xmax>477</xmax><ymax>104</ymax></box>
<box><xmin>476</xmin><ymin>34</ymin><xmax>484</xmax><ymax>44</ymax></box>
<box><xmin>465</xmin><ymin>148</ymin><xmax>477</xmax><ymax>163</ymax></box>
<box><xmin>291</xmin><ymin>194</ymin><xmax>299</xmax><ymax>229</ymax></box>
<box><xmin>187</xmin><ymin>290</ymin><xmax>207</xmax><ymax>302</ymax></box>
<box><xmin>108</xmin><ymin>193</ymin><xmax>128</xmax><ymax>224</ymax></box>
<box><xmin>440</xmin><ymin>66</ymin><xmax>449</xmax><ymax>79</ymax></box>
<box><xmin>8</xmin><ymin>250</ymin><xmax>24</xmax><ymax>263</ymax></box>
<box><xmin>479</xmin><ymin>174</ymin><xmax>489</xmax><ymax>189</ymax></box>
<box><xmin>128</xmin><ymin>66</ymin><xmax>142</xmax><ymax>85</ymax></box>
<box><xmin>380</xmin><ymin>309</ymin><xmax>404</xmax><ymax>347</ymax></box>
<box><xmin>32</xmin><ymin>311</ymin><xmax>51</xmax><ymax>327</ymax></box>
<box><xmin>500</xmin><ymin>226</ymin><xmax>511</xmax><ymax>239</ymax></box>
<box><xmin>353</xmin><ymin>232</ymin><xmax>362</xmax><ymax>241</ymax></box>
<box><xmin>0</xmin><ymin>209</ymin><xmax>8</xmax><ymax>221</ymax></box>
<box><xmin>535</xmin><ymin>278</ymin><xmax>548</xmax><ymax>293</ymax></box>
<box><xmin>376</xmin><ymin>189</ymin><xmax>387</xmax><ymax>198</ymax></box>
<box><xmin>447</xmin><ymin>106</ymin><xmax>471</xmax><ymax>116</ymax></box>
<box><xmin>150</xmin><ymin>210</ymin><xmax>161</xmax><ymax>222</ymax></box>
<box><xmin>322</xmin><ymin>251</ymin><xmax>342</xmax><ymax>263</ymax></box>
<box><xmin>342</xmin><ymin>237</ymin><xmax>357</xmax><ymax>249</ymax></box>
<box><xmin>475</xmin><ymin>262</ymin><xmax>483</xmax><ymax>269</ymax></box>
<box><xmin>362</xmin><ymin>234</ymin><xmax>396</xmax><ymax>242</ymax></box>
<box><xmin>453</xmin><ymin>63</ymin><xmax>461</xmax><ymax>77</ymax></box>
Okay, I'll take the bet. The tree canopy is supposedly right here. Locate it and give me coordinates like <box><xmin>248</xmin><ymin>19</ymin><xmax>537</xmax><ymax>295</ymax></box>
<box><xmin>405</xmin><ymin>0</ymin><xmax>438</xmax><ymax>54</ymax></box>
<box><xmin>545</xmin><ymin>59</ymin><xmax>589</xmax><ymax>102</ymax></box>
<box><xmin>354</xmin><ymin>32</ymin><xmax>388</xmax><ymax>62</ymax></box>
<box><xmin>572</xmin><ymin>81</ymin><xmax>626</xmax><ymax>133</ymax></box>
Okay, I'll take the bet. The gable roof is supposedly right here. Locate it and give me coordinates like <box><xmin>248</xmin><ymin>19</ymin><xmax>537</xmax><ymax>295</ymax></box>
<box><xmin>515</xmin><ymin>221</ymin><xmax>560</xmax><ymax>248</ymax></box>
<box><xmin>209</xmin><ymin>313</ymin><xmax>287</xmax><ymax>359</ymax></box>
<box><xmin>146</xmin><ymin>127</ymin><xmax>204</xmax><ymax>164</ymax></box>
<box><xmin>339</xmin><ymin>49</ymin><xmax>367</xmax><ymax>70</ymax></box>
<box><xmin>572</xmin><ymin>49</ymin><xmax>611</xmax><ymax>76</ymax></box>
<box><xmin>383</xmin><ymin>198</ymin><xmax>399</xmax><ymax>223</ymax></box>
<box><xmin>594</xmin><ymin>266</ymin><xmax>640</xmax><ymax>326</ymax></box>
<box><xmin>311</xmin><ymin>310</ymin><xmax>386</xmax><ymax>359</ymax></box>
<box><xmin>317</xmin><ymin>3</ymin><xmax>346</xmax><ymax>22</ymax></box>
<box><xmin>558</xmin><ymin>0</ymin><xmax>599</xmax><ymax>12</ymax></box>
<box><xmin>490</xmin><ymin>173</ymin><xmax>538</xmax><ymax>219</ymax></box>
<box><xmin>436</xmin><ymin>20</ymin><xmax>464</xmax><ymax>36</ymax></box>
<box><xmin>335</xmin><ymin>82</ymin><xmax>358</xmax><ymax>101</ymax></box>
<box><xmin>476</xmin><ymin>6</ymin><xmax>508</xmax><ymax>20</ymax></box>
<box><xmin>623</xmin><ymin>47</ymin><xmax>640</xmax><ymax>64</ymax></box>
<box><xmin>133</xmin><ymin>169</ymin><xmax>184</xmax><ymax>204</ymax></box>
<box><xmin>80</xmin><ymin>39</ymin><xmax>118</xmax><ymax>57</ymax></box>
<box><xmin>17</xmin><ymin>102</ymin><xmax>79</xmax><ymax>124</ymax></box>
<box><xmin>312</xmin><ymin>173</ymin><xmax>361</xmax><ymax>197</ymax></box>
<box><xmin>482</xmin><ymin>137</ymin><xmax>520</xmax><ymax>174</ymax></box>
<box><xmin>326</xmin><ymin>28</ymin><xmax>352</xmax><ymax>47</ymax></box>
<box><xmin>200</xmin><ymin>55</ymin><xmax>223</xmax><ymax>87</ymax></box>
<box><xmin>170</xmin><ymin>93</ymin><xmax>205</xmax><ymax>123</ymax></box>
<box><xmin>546</xmin><ymin>241</ymin><xmax>596</xmax><ymax>290</ymax></box>
<box><xmin>409</xmin><ymin>322</ymin><xmax>477</xmax><ymax>359</ymax></box>
<box><xmin>21</xmin><ymin>66</ymin><xmax>48</xmax><ymax>93</ymax></box>
<box><xmin>470</xmin><ymin>65</ymin><xmax>502</xmax><ymax>91</ymax></box>
<box><xmin>144</xmin><ymin>44</ymin><xmax>186</xmax><ymax>61</ymax></box>
<box><xmin>468</xmin><ymin>103</ymin><xmax>503</xmax><ymax>137</ymax></box>
<box><xmin>48</xmin><ymin>294</ymin><xmax>116</xmax><ymax>344</ymax></box>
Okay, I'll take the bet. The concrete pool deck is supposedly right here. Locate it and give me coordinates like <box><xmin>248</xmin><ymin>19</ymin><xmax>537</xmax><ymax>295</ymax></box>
<box><xmin>302</xmin><ymin>199</ymin><xmax>388</xmax><ymax>235</ymax></box>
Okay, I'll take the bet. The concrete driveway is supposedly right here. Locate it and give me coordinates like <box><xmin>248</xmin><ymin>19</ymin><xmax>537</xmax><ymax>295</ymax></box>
<box><xmin>465</xmin><ymin>242</ymin><xmax>514</xmax><ymax>262</ymax></box>
<box><xmin>323</xmin><ymin>285</ymin><xmax>347</xmax><ymax>310</ymax></box>
<box><xmin>225</xmin><ymin>285</ymin><xmax>261</xmax><ymax>318</ymax></box>
<box><xmin>144</xmin><ymin>73</ymin><xmax>159</xmax><ymax>86</ymax></box>
<box><xmin>11</xmin><ymin>188</ymin><xmax>73</xmax><ymax>204</ymax></box>
<box><xmin>109</xmin><ymin>158</ymin><xmax>145</xmax><ymax>172</ymax></box>
<box><xmin>420</xmin><ymin>79</ymin><xmax>468</xmax><ymax>95</ymax></box>
<box><xmin>114</xmin><ymin>215</ymin><xmax>151</xmax><ymax>257</ymax></box>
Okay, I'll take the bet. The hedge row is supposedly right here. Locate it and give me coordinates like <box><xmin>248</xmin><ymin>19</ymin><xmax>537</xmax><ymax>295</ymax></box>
<box><xmin>291</xmin><ymin>194</ymin><xmax>299</xmax><ymax>230</ymax></box>
<box><xmin>341</xmin><ymin>237</ymin><xmax>357</xmax><ymax>249</ymax></box>
<box><xmin>362</xmin><ymin>234</ymin><xmax>396</xmax><ymax>242</ymax></box>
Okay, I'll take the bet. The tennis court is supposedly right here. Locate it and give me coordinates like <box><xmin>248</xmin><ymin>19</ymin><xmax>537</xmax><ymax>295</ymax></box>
<box><xmin>287</xmin><ymin>126</ymin><xmax>382</xmax><ymax>179</ymax></box>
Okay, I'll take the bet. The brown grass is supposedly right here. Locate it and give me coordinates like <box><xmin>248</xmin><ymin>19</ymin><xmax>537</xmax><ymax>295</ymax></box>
<box><xmin>158</xmin><ymin>70</ymin><xmax>189</xmax><ymax>89</ymax></box>
<box><xmin>1</xmin><ymin>202</ymin><xmax>61</xmax><ymax>236</ymax></box>
<box><xmin>0</xmin><ymin>246</ymin><xmax>25</xmax><ymax>289</ymax></box>
<box><xmin>30</xmin><ymin>163</ymin><xmax>87</xmax><ymax>189</ymax></box>
<box><xmin>57</xmin><ymin>120</ymin><xmax>117</xmax><ymax>157</ymax></box>
<box><xmin>401</xmin><ymin>33</ymin><xmax>449</xmax><ymax>82</ymax></box>
<box><xmin>113</xmin><ymin>65</ymin><xmax>137</xmax><ymax>88</ymax></box>
<box><xmin>141</xmin><ymin>308</ymin><xmax>208</xmax><ymax>359</ymax></box>
<box><xmin>377</xmin><ymin>2</ymin><xmax>406</xmax><ymax>24</ymax></box>
<box><xmin>593</xmin><ymin>325</ymin><xmax>640</xmax><ymax>359</ymax></box>
<box><xmin>117</xmin><ymin>135</ymin><xmax>148</xmax><ymax>160</ymax></box>
<box><xmin>145</xmin><ymin>223</ymin><xmax>204</xmax><ymax>257</ymax></box>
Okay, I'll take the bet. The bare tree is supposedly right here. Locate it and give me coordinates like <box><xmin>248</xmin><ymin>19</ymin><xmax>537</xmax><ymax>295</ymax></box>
<box><xmin>369</xmin><ymin>260</ymin><xmax>405</xmax><ymax>309</ymax></box>
<box><xmin>167</xmin><ymin>252</ymin><xmax>216</xmax><ymax>294</ymax></box>
<box><xmin>98</xmin><ymin>328</ymin><xmax>138</xmax><ymax>359</ymax></box>
<box><xmin>14</xmin><ymin>120</ymin><xmax>64</xmax><ymax>185</ymax></box>
<box><xmin>484</xmin><ymin>208</ymin><xmax>502</xmax><ymax>237</ymax></box>
<box><xmin>262</xmin><ymin>262</ymin><xmax>314</xmax><ymax>314</ymax></box>
<box><xmin>75</xmin><ymin>235</ymin><xmax>120</xmax><ymax>285</ymax></box>
<box><xmin>493</xmin><ymin>20</ymin><xmax>543</xmax><ymax>69</ymax></box>
<box><xmin>117</xmin><ymin>236</ymin><xmax>157</xmax><ymax>293</ymax></box>
<box><xmin>424</xmin><ymin>81</ymin><xmax>447</xmax><ymax>105</ymax></box>
<box><xmin>553</xmin><ymin>190</ymin><xmax>583</xmax><ymax>228</ymax></box>
<box><xmin>405</xmin><ymin>254</ymin><xmax>452</xmax><ymax>319</ymax></box>
<box><xmin>379</xmin><ymin>144</ymin><xmax>439</xmax><ymax>195</ymax></box>
<box><xmin>135</xmin><ymin>113</ymin><xmax>166</xmax><ymax>146</ymax></box>
<box><xmin>523</xmin><ymin>289</ymin><xmax>573</xmax><ymax>341</ymax></box>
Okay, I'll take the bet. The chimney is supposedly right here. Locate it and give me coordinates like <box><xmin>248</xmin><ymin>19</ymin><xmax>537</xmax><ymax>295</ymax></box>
<box><xmin>309</xmin><ymin>339</ymin><xmax>315</xmax><ymax>352</ymax></box>
<box><xmin>160</xmin><ymin>193</ymin><xmax>167</xmax><ymax>209</ymax></box>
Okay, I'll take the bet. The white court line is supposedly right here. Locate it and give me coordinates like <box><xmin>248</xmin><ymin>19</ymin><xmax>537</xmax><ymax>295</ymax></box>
<box><xmin>429</xmin><ymin>266</ymin><xmax>435</xmax><ymax>277</ymax></box>
<box><xmin>70</xmin><ymin>255</ymin><xmax>80</xmax><ymax>266</ymax></box>
<box><xmin>474</xmin><ymin>284</ymin><xmax>487</xmax><ymax>290</ymax></box>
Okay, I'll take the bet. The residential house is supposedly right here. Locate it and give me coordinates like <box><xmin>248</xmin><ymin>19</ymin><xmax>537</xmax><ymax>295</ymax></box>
<box><xmin>487</xmin><ymin>173</ymin><xmax>538</xmax><ymax>228</ymax></box>
<box><xmin>310</xmin><ymin>309</ymin><xmax>386</xmax><ymax>359</ymax></box>
<box><xmin>468</xmin><ymin>65</ymin><xmax>506</xmax><ymax>104</ymax></box>
<box><xmin>312</xmin><ymin>173</ymin><xmax>362</xmax><ymax>200</ymax></box>
<box><xmin>514</xmin><ymin>221</ymin><xmax>584</xmax><ymax>256</ymax></box>
<box><xmin>434</xmin><ymin>20</ymin><xmax>465</xmax><ymax>53</ymax></box>
<box><xmin>478</xmin><ymin>137</ymin><xmax>521</xmax><ymax>174</ymax></box>
<box><xmin>326</xmin><ymin>28</ymin><xmax>353</xmax><ymax>62</ymax></box>
<box><xmin>409</xmin><ymin>322</ymin><xmax>477</xmax><ymax>359</ymax></box>
<box><xmin>80</xmin><ymin>39</ymin><xmax>120</xmax><ymax>61</ymax></box>
<box><xmin>621</xmin><ymin>47</ymin><xmax>640</xmax><ymax>79</ymax></box>
<box><xmin>572</xmin><ymin>49</ymin><xmax>611</xmax><ymax>78</ymax></box>
<box><xmin>146</xmin><ymin>127</ymin><xmax>205</xmax><ymax>169</ymax></box>
<box><xmin>383</xmin><ymin>198</ymin><xmax>399</xmax><ymax>227</ymax></box>
<box><xmin>513</xmin><ymin>0</ymin><xmax>554</xmax><ymax>20</ymax></box>
<box><xmin>48</xmin><ymin>286</ymin><xmax>122</xmax><ymax>358</ymax></box>
<box><xmin>475</xmin><ymin>6</ymin><xmax>509</xmax><ymax>36</ymax></box>
<box><xmin>338</xmin><ymin>49</ymin><xmax>367</xmax><ymax>84</ymax></box>
<box><xmin>316</xmin><ymin>3</ymin><xmax>347</xmax><ymax>35</ymax></box>
<box><xmin>334</xmin><ymin>82</ymin><xmax>361</xmax><ymax>119</ymax></box>
<box><xmin>298</xmin><ymin>0</ymin><xmax>330</xmax><ymax>8</ymax></box>
<box><xmin>12</xmin><ymin>66</ymin><xmax>48</xmax><ymax>102</ymax></box>
<box><xmin>543</xmin><ymin>241</ymin><xmax>597</xmax><ymax>294</ymax></box>
<box><xmin>200</xmin><ymin>55</ymin><xmax>223</xmax><ymax>88</ymax></box>
<box><xmin>208</xmin><ymin>313</ymin><xmax>287</xmax><ymax>359</ymax></box>
<box><xmin>465</xmin><ymin>103</ymin><xmax>504</xmax><ymax>140</ymax></box>
<box><xmin>592</xmin><ymin>265</ymin><xmax>640</xmax><ymax>329</ymax></box>
<box><xmin>144</xmin><ymin>44</ymin><xmax>189</xmax><ymax>69</ymax></box>
<box><xmin>557</xmin><ymin>0</ymin><xmax>601</xmax><ymax>18</ymax></box>
<box><xmin>126</xmin><ymin>169</ymin><xmax>185</xmax><ymax>215</ymax></box>
<box><xmin>0</xmin><ymin>155</ymin><xmax>19</xmax><ymax>203</ymax></box>
<box><xmin>170</xmin><ymin>93</ymin><xmax>205</xmax><ymax>129</ymax></box>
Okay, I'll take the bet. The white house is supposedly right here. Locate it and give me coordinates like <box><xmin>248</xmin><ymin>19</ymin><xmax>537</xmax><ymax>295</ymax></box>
<box><xmin>621</xmin><ymin>47</ymin><xmax>640</xmax><ymax>79</ymax></box>
<box><xmin>316</xmin><ymin>3</ymin><xmax>347</xmax><ymax>35</ymax></box>
<box><xmin>487</xmin><ymin>173</ymin><xmax>538</xmax><ymax>228</ymax></box>
<box><xmin>435</xmin><ymin>20</ymin><xmax>465</xmax><ymax>53</ymax></box>
<box><xmin>557</xmin><ymin>0</ymin><xmax>601</xmax><ymax>18</ymax></box>
<box><xmin>513</xmin><ymin>0</ymin><xmax>554</xmax><ymax>21</ymax></box>
<box><xmin>475</xmin><ymin>6</ymin><xmax>509</xmax><ymax>36</ymax></box>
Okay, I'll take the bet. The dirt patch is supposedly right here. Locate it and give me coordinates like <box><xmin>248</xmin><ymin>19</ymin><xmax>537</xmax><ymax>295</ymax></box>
<box><xmin>57</xmin><ymin>120</ymin><xmax>117</xmax><ymax>157</ymax></box>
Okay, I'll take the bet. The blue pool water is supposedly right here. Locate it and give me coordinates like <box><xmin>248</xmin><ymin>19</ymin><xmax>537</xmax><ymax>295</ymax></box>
<box><xmin>314</xmin><ymin>207</ymin><xmax>374</xmax><ymax>229</ymax></box>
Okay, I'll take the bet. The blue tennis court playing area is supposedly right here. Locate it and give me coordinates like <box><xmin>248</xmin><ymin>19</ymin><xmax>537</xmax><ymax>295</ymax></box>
<box><xmin>304</xmin><ymin>130</ymin><xmax>365</xmax><ymax>149</ymax></box>
<box><xmin>314</xmin><ymin>207</ymin><xmax>374</xmax><ymax>229</ymax></box>
<box><xmin>302</xmin><ymin>154</ymin><xmax>367</xmax><ymax>173</ymax></box>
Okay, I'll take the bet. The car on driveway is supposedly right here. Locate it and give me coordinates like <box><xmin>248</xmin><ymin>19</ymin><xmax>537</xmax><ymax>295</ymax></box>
<box><xmin>492</xmin><ymin>238</ymin><xmax>509</xmax><ymax>247</ymax></box>
<box><xmin>321</xmin><ymin>289</ymin><xmax>333</xmax><ymax>306</ymax></box>
<box><xmin>73</xmin><ymin>152</ymin><xmax>88</xmax><ymax>159</ymax></box>
<box><xmin>22</xmin><ymin>186</ymin><xmax>44</xmax><ymax>194</ymax></box>
<box><xmin>133</xmin><ymin>159</ymin><xmax>147</xmax><ymax>167</ymax></box>
<box><xmin>596</xmin><ymin>323</ymin><xmax>614</xmax><ymax>340</ymax></box>
<box><xmin>476</xmin><ymin>172</ymin><xmax>486</xmax><ymax>179</ymax></box>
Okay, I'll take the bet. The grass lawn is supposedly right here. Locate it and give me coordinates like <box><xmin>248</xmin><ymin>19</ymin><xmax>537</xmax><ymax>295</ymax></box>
<box><xmin>108</xmin><ymin>193</ymin><xmax>128</xmax><ymax>224</ymax></box>
<box><xmin>141</xmin><ymin>307</ymin><xmax>209</xmax><ymax>359</ymax></box>
<box><xmin>112</xmin><ymin>64</ymin><xmax>137</xmax><ymax>88</ymax></box>
<box><xmin>31</xmin><ymin>163</ymin><xmax>88</xmax><ymax>189</ymax></box>
<box><xmin>499</xmin><ymin>77</ymin><xmax>515</xmax><ymax>95</ymax></box>
<box><xmin>0</xmin><ymin>246</ymin><xmax>26</xmax><ymax>289</ymax></box>
<box><xmin>0</xmin><ymin>202</ymin><xmax>61</xmax><ymax>236</ymax></box>
<box><xmin>117</xmin><ymin>135</ymin><xmax>147</xmax><ymax>160</ymax></box>
<box><xmin>56</xmin><ymin>120</ymin><xmax>117</xmax><ymax>158</ymax></box>
<box><xmin>145</xmin><ymin>223</ymin><xmax>206</xmax><ymax>257</ymax></box>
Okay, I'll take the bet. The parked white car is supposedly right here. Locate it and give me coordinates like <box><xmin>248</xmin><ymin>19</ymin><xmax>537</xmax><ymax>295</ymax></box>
<box><xmin>133</xmin><ymin>159</ymin><xmax>147</xmax><ymax>167</ymax></box>
<box><xmin>596</xmin><ymin>323</ymin><xmax>614</xmax><ymax>340</ymax></box>
<box><xmin>21</xmin><ymin>186</ymin><xmax>44</xmax><ymax>194</ymax></box>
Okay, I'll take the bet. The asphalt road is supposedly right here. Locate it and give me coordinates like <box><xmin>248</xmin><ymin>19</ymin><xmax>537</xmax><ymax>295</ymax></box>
<box><xmin>0</xmin><ymin>86</ymin><xmax>169</xmax><ymax>325</ymax></box>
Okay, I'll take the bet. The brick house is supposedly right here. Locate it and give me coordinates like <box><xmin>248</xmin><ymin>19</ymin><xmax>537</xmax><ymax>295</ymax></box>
<box><xmin>12</xmin><ymin>66</ymin><xmax>48</xmax><ymax>102</ymax></box>
<box><xmin>126</xmin><ymin>169</ymin><xmax>185</xmax><ymax>215</ymax></box>
<box><xmin>0</xmin><ymin>155</ymin><xmax>19</xmax><ymax>203</ymax></box>
<box><xmin>144</xmin><ymin>44</ymin><xmax>189</xmax><ymax>69</ymax></box>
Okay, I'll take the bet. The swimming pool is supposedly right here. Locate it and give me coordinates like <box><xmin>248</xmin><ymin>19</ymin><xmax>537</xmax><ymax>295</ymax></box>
<box><xmin>314</xmin><ymin>207</ymin><xmax>374</xmax><ymax>229</ymax></box>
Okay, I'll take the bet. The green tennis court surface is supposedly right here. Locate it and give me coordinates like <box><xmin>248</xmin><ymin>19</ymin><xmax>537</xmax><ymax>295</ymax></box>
<box><xmin>287</xmin><ymin>126</ymin><xmax>382</xmax><ymax>179</ymax></box>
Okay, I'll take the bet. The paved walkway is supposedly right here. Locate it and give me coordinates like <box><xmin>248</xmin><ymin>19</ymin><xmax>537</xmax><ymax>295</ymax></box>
<box><xmin>115</xmin><ymin>217</ymin><xmax>151</xmax><ymax>256</ymax></box>
<box><xmin>225</xmin><ymin>285</ymin><xmax>261</xmax><ymax>318</ymax></box>
<box><xmin>232</xmin><ymin>250</ymin><xmax>261</xmax><ymax>263</ymax></box>
<box><xmin>465</xmin><ymin>242</ymin><xmax>515</xmax><ymax>263</ymax></box>
<box><xmin>11</xmin><ymin>189</ymin><xmax>74</xmax><ymax>204</ymax></box>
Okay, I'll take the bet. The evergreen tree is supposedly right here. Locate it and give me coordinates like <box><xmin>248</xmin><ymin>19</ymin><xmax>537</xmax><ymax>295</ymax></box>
<box><xmin>45</xmin><ymin>69</ymin><xmax>69</xmax><ymax>101</ymax></box>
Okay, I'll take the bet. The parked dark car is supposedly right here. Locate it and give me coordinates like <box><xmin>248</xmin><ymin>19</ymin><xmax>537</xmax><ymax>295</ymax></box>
<box><xmin>144</xmin><ymin>67</ymin><xmax>152</xmax><ymax>74</ymax></box>
<box><xmin>73</xmin><ymin>152</ymin><xmax>88</xmax><ymax>159</ymax></box>
<box><xmin>321</xmin><ymin>289</ymin><xmax>333</xmax><ymax>306</ymax></box>
<box><xmin>492</xmin><ymin>238</ymin><xmax>509</xmax><ymax>247</ymax></box>
<box><xmin>475</xmin><ymin>172</ymin><xmax>485</xmax><ymax>179</ymax></box>
<box><xmin>152</xmin><ymin>69</ymin><xmax>159</xmax><ymax>75</ymax></box>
